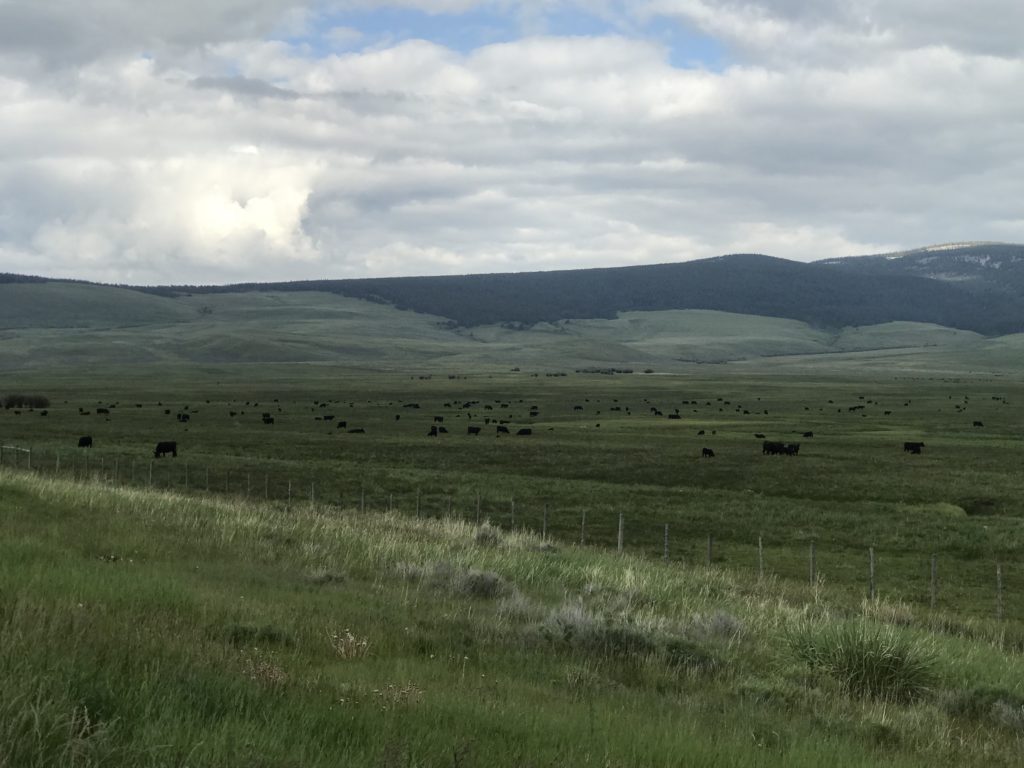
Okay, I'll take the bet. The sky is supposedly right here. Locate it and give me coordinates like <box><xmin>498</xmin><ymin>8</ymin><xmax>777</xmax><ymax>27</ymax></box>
<box><xmin>1</xmin><ymin>1</ymin><xmax>1023</xmax><ymax>285</ymax></box>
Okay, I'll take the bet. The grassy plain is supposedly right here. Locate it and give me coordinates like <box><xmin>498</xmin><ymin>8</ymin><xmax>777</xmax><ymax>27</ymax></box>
<box><xmin>3</xmin><ymin>287</ymin><xmax>1024</xmax><ymax>765</ymax></box>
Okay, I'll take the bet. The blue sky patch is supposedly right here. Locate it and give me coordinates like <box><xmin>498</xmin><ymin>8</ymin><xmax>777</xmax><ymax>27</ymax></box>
<box><xmin>278</xmin><ymin>5</ymin><xmax>727</xmax><ymax>71</ymax></box>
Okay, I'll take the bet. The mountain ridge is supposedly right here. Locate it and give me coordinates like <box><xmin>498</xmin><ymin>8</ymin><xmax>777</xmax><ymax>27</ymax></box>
<box><xmin>4</xmin><ymin>245</ymin><xmax>1023</xmax><ymax>336</ymax></box>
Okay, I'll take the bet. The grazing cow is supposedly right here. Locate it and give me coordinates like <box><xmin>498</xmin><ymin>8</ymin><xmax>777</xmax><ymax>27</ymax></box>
<box><xmin>517</xmin><ymin>428</ymin><xmax>532</xmax><ymax>436</ymax></box>
<box><xmin>96</xmin><ymin>407</ymin><xmax>109</xmax><ymax>415</ymax></box>
<box><xmin>573</xmin><ymin>405</ymin><xmax>583</xmax><ymax>411</ymax></box>
<box><xmin>336</xmin><ymin>421</ymin><xmax>348</xmax><ymax>429</ymax></box>
<box><xmin>40</xmin><ymin>410</ymin><xmax>47</xmax><ymax>417</ymax></box>
<box><xmin>262</xmin><ymin>416</ymin><xmax>274</xmax><ymax>425</ymax></box>
<box><xmin>348</xmin><ymin>428</ymin><xmax>365</xmax><ymax>434</ymax></box>
<box><xmin>754</xmin><ymin>433</ymin><xmax>766</xmax><ymax>439</ymax></box>
<box><xmin>154</xmin><ymin>441</ymin><xmax>177</xmax><ymax>458</ymax></box>
<box><xmin>434</xmin><ymin>416</ymin><xmax>444</xmax><ymax>423</ymax></box>
<box><xmin>668</xmin><ymin>414</ymin><xmax>681</xmax><ymax>420</ymax></box>
<box><xmin>78</xmin><ymin>436</ymin><xmax>93</xmax><ymax>449</ymax></box>
<box><xmin>428</xmin><ymin>426</ymin><xmax>439</xmax><ymax>437</ymax></box>
<box><xmin>702</xmin><ymin>447</ymin><xmax>715</xmax><ymax>458</ymax></box>
<box><xmin>467</xmin><ymin>426</ymin><xmax>481</xmax><ymax>435</ymax></box>
<box><xmin>903</xmin><ymin>441</ymin><xmax>925</xmax><ymax>454</ymax></box>
<box><xmin>177</xmin><ymin>413</ymin><xmax>190</xmax><ymax>423</ymax></box>
<box><xmin>497</xmin><ymin>425</ymin><xmax>510</xmax><ymax>434</ymax></box>
<box><xmin>164</xmin><ymin>409</ymin><xmax>171</xmax><ymax>415</ymax></box>
<box><xmin>763</xmin><ymin>441</ymin><xmax>799</xmax><ymax>456</ymax></box>
<box><xmin>802</xmin><ymin>431</ymin><xmax>813</xmax><ymax>438</ymax></box>
<box><xmin>697</xmin><ymin>429</ymin><xmax>705</xmax><ymax>436</ymax></box>
<box><xmin>973</xmin><ymin>421</ymin><xmax>984</xmax><ymax>427</ymax></box>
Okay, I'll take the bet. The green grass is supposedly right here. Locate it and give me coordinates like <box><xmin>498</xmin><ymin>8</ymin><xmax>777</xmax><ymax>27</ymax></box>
<box><xmin>4</xmin><ymin>469</ymin><xmax>1024</xmax><ymax>766</ymax></box>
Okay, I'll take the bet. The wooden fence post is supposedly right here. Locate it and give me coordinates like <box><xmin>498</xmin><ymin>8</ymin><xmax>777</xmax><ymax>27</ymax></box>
<box><xmin>809</xmin><ymin>540</ymin><xmax>817</xmax><ymax>586</ymax></box>
<box><xmin>617</xmin><ymin>513</ymin><xmax>624</xmax><ymax>554</ymax></box>
<box><xmin>509</xmin><ymin>495</ymin><xmax>515</xmax><ymax>528</ymax></box>
<box><xmin>758</xmin><ymin>535</ymin><xmax>764</xmax><ymax>582</ymax></box>
<box><xmin>416</xmin><ymin>488</ymin><xmax>421</xmax><ymax>518</ymax></box>
<box><xmin>580</xmin><ymin>510</ymin><xmax>587</xmax><ymax>546</ymax></box>
<box><xmin>868</xmin><ymin>547</ymin><xmax>876</xmax><ymax>600</ymax></box>
<box><xmin>542</xmin><ymin>504</ymin><xmax>549</xmax><ymax>541</ymax></box>
<box><xmin>184</xmin><ymin>463</ymin><xmax>189</xmax><ymax>491</ymax></box>
<box><xmin>148</xmin><ymin>461</ymin><xmax>153</xmax><ymax>486</ymax></box>
<box><xmin>55</xmin><ymin>452</ymin><xmax>60</xmax><ymax>474</ymax></box>
<box><xmin>663</xmin><ymin>524</ymin><xmax>669</xmax><ymax>563</ymax></box>
<box><xmin>930</xmin><ymin>554</ymin><xmax>937</xmax><ymax>609</ymax></box>
<box><xmin>997</xmin><ymin>563</ymin><xmax>1004</xmax><ymax>621</ymax></box>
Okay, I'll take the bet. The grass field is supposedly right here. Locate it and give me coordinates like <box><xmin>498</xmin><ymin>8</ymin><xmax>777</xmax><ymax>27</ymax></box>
<box><xmin>4</xmin><ymin>286</ymin><xmax>1024</xmax><ymax>764</ymax></box>
<box><xmin>4</xmin><ymin>467</ymin><xmax>1024</xmax><ymax>767</ymax></box>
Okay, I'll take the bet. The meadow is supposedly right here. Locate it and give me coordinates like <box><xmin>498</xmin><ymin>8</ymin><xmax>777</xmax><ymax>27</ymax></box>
<box><xmin>3</xmin><ymin>362</ymin><xmax>1024</xmax><ymax>765</ymax></box>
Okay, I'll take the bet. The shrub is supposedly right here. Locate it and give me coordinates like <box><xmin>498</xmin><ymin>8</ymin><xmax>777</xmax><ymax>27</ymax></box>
<box><xmin>541</xmin><ymin>602</ymin><xmax>655</xmax><ymax>659</ymax></box>
<box><xmin>2</xmin><ymin>394</ymin><xmax>49</xmax><ymax>409</ymax></box>
<box><xmin>786</xmin><ymin>620</ymin><xmax>937</xmax><ymax>702</ymax></box>
<box><xmin>474</xmin><ymin>523</ymin><xmax>503</xmax><ymax>548</ymax></box>
<box><xmin>452</xmin><ymin>568</ymin><xmax>512</xmax><ymax>599</ymax></box>
<box><xmin>944</xmin><ymin>686</ymin><xmax>1024</xmax><ymax>731</ymax></box>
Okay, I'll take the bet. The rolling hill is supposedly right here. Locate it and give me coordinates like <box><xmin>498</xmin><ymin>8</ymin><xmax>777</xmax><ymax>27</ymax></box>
<box><xmin>3</xmin><ymin>245</ymin><xmax>1024</xmax><ymax>372</ymax></box>
<box><xmin>127</xmin><ymin>252</ymin><xmax>1024</xmax><ymax>336</ymax></box>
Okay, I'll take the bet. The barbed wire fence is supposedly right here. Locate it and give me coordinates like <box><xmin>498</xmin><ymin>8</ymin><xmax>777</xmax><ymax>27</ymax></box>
<box><xmin>0</xmin><ymin>441</ymin><xmax>1016</xmax><ymax>625</ymax></box>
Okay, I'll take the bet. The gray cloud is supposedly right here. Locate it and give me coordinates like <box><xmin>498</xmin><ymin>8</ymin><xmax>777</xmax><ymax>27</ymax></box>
<box><xmin>1</xmin><ymin>1</ymin><xmax>1023</xmax><ymax>283</ymax></box>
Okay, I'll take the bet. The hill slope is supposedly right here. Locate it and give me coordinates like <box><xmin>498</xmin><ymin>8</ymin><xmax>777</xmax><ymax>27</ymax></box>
<box><xmin>819</xmin><ymin>242</ymin><xmax>1024</xmax><ymax>299</ymax></box>
<box><xmin>132</xmin><ymin>253</ymin><xmax>1024</xmax><ymax>336</ymax></box>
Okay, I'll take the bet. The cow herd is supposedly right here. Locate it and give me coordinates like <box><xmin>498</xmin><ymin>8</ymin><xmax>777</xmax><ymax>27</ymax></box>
<box><xmin>25</xmin><ymin>386</ymin><xmax>974</xmax><ymax>464</ymax></box>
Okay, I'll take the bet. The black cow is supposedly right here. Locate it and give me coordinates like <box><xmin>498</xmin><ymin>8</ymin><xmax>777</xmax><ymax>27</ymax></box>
<box><xmin>497</xmin><ymin>425</ymin><xmax>510</xmax><ymax>434</ymax></box>
<box><xmin>467</xmin><ymin>426</ymin><xmax>481</xmax><ymax>435</ymax></box>
<box><xmin>904</xmin><ymin>441</ymin><xmax>925</xmax><ymax>454</ymax></box>
<box><xmin>434</xmin><ymin>416</ymin><xmax>444</xmax><ymax>423</ymax></box>
<box><xmin>973</xmin><ymin>421</ymin><xmax>984</xmax><ymax>427</ymax></box>
<box><xmin>177</xmin><ymin>413</ymin><xmax>190</xmax><ymax>423</ymax></box>
<box><xmin>702</xmin><ymin>447</ymin><xmax>715</xmax><ymax>458</ymax></box>
<box><xmin>78</xmin><ymin>436</ymin><xmax>93</xmax><ymax>449</ymax></box>
<box><xmin>668</xmin><ymin>414</ymin><xmax>681</xmax><ymax>420</ymax></box>
<box><xmin>263</xmin><ymin>416</ymin><xmax>275</xmax><ymax>425</ymax></box>
<box><xmin>348</xmin><ymin>428</ymin><xmax>366</xmax><ymax>434</ymax></box>
<box><xmin>96</xmin><ymin>407</ymin><xmax>109</xmax><ymax>415</ymax></box>
<box><xmin>428</xmin><ymin>426</ymin><xmax>439</xmax><ymax>437</ymax></box>
<box><xmin>517</xmin><ymin>428</ymin><xmax>532</xmax><ymax>436</ymax></box>
<box><xmin>697</xmin><ymin>429</ymin><xmax>705</xmax><ymax>436</ymax></box>
<box><xmin>336</xmin><ymin>421</ymin><xmax>348</xmax><ymax>429</ymax></box>
<box><xmin>802</xmin><ymin>431</ymin><xmax>814</xmax><ymax>438</ymax></box>
<box><xmin>754</xmin><ymin>433</ymin><xmax>766</xmax><ymax>439</ymax></box>
<box><xmin>438</xmin><ymin>426</ymin><xmax>448</xmax><ymax>434</ymax></box>
<box><xmin>763</xmin><ymin>441</ymin><xmax>796</xmax><ymax>455</ymax></box>
<box><xmin>154</xmin><ymin>441</ymin><xmax>177</xmax><ymax>458</ymax></box>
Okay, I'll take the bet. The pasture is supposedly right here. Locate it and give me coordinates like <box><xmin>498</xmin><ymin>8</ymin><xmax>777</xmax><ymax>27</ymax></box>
<box><xmin>2</xmin><ymin>364</ymin><xmax>1023</xmax><ymax>622</ymax></box>
<box><xmin>4</xmin><ymin>361</ymin><xmax>1024</xmax><ymax>766</ymax></box>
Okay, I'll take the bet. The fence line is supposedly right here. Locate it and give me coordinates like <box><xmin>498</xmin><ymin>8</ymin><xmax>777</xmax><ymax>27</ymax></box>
<box><xmin>0</xmin><ymin>442</ymin><xmax>1015</xmax><ymax>621</ymax></box>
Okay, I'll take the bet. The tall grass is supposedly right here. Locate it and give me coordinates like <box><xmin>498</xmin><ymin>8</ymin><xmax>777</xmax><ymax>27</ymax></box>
<box><xmin>787</xmin><ymin>620</ymin><xmax>938</xmax><ymax>702</ymax></box>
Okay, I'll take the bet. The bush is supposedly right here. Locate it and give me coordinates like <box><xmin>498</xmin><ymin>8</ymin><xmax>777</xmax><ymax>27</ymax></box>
<box><xmin>787</xmin><ymin>620</ymin><xmax>937</xmax><ymax>702</ymax></box>
<box><xmin>2</xmin><ymin>394</ymin><xmax>49</xmax><ymax>409</ymax></box>
<box><xmin>944</xmin><ymin>686</ymin><xmax>1024</xmax><ymax>731</ymax></box>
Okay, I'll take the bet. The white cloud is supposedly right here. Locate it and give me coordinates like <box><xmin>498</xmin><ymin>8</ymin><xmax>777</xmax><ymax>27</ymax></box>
<box><xmin>1</xmin><ymin>1</ymin><xmax>1023</xmax><ymax>283</ymax></box>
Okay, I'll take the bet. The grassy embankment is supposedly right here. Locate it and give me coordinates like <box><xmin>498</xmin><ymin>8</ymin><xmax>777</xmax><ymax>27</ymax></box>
<box><xmin>4</xmin><ymin>468</ymin><xmax>1024</xmax><ymax>767</ymax></box>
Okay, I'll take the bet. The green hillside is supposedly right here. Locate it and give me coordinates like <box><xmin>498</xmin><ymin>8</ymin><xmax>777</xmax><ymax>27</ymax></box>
<box><xmin>4</xmin><ymin>469</ymin><xmax>1024</xmax><ymax>767</ymax></box>
<box><xmin>0</xmin><ymin>282</ymin><xmax>196</xmax><ymax>329</ymax></box>
<box><xmin>0</xmin><ymin>283</ymin><xmax>1008</xmax><ymax>373</ymax></box>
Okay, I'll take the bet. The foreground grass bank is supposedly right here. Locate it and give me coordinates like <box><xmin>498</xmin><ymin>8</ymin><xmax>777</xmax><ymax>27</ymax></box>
<box><xmin>2</xmin><ymin>470</ymin><xmax>1024</xmax><ymax>767</ymax></box>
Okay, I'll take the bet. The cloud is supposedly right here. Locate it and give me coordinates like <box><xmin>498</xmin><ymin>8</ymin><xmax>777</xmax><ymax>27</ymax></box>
<box><xmin>0</xmin><ymin>1</ymin><xmax>1022</xmax><ymax>283</ymax></box>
